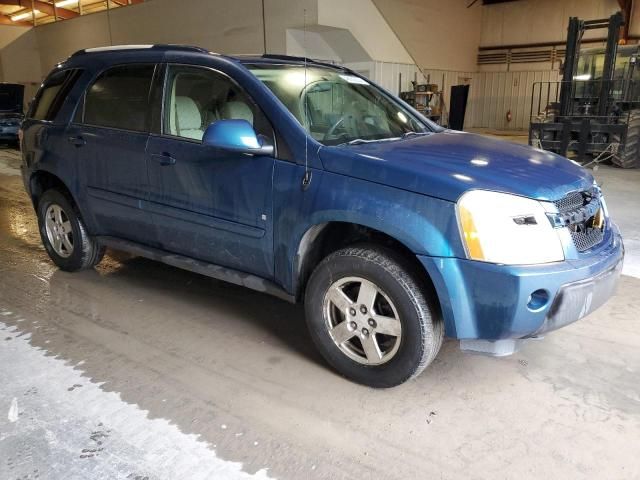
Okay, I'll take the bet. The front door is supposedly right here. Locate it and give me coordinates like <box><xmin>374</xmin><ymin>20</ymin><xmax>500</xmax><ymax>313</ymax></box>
<box><xmin>75</xmin><ymin>63</ymin><xmax>158</xmax><ymax>245</ymax></box>
<box><xmin>146</xmin><ymin>64</ymin><xmax>275</xmax><ymax>278</ymax></box>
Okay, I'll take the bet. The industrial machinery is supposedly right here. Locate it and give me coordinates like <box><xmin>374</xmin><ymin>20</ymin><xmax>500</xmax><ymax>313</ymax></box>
<box><xmin>529</xmin><ymin>12</ymin><xmax>640</xmax><ymax>168</ymax></box>
<box><xmin>400</xmin><ymin>82</ymin><xmax>442</xmax><ymax>123</ymax></box>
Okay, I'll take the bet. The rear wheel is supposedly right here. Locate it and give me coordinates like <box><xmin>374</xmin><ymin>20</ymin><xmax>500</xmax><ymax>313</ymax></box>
<box><xmin>613</xmin><ymin>109</ymin><xmax>640</xmax><ymax>168</ymax></box>
<box><xmin>37</xmin><ymin>189</ymin><xmax>105</xmax><ymax>271</ymax></box>
<box><xmin>304</xmin><ymin>245</ymin><xmax>444</xmax><ymax>388</ymax></box>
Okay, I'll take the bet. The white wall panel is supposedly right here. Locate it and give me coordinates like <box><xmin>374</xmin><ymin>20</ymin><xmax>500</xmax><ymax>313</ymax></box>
<box><xmin>372</xmin><ymin>0</ymin><xmax>482</xmax><ymax>72</ymax></box>
<box><xmin>345</xmin><ymin>62</ymin><xmax>476</xmax><ymax>128</ymax></box>
<box><xmin>467</xmin><ymin>69</ymin><xmax>561</xmax><ymax>130</ymax></box>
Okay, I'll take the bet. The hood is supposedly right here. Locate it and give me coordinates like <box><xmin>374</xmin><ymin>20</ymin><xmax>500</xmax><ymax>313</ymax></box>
<box><xmin>318</xmin><ymin>131</ymin><xmax>594</xmax><ymax>203</ymax></box>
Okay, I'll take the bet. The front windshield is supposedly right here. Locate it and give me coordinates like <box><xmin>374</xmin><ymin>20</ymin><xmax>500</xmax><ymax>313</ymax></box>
<box><xmin>247</xmin><ymin>64</ymin><xmax>438</xmax><ymax>146</ymax></box>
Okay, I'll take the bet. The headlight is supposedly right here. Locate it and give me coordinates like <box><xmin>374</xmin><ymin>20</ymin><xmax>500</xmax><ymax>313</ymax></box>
<box><xmin>457</xmin><ymin>190</ymin><xmax>564</xmax><ymax>265</ymax></box>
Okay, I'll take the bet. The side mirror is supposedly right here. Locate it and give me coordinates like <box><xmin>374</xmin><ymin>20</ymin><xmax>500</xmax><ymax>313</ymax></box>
<box><xmin>202</xmin><ymin>119</ymin><xmax>274</xmax><ymax>156</ymax></box>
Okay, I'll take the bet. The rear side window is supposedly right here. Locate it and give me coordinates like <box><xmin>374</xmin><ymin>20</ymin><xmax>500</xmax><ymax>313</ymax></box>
<box><xmin>83</xmin><ymin>64</ymin><xmax>155</xmax><ymax>132</ymax></box>
<box><xmin>31</xmin><ymin>69</ymin><xmax>82</xmax><ymax>121</ymax></box>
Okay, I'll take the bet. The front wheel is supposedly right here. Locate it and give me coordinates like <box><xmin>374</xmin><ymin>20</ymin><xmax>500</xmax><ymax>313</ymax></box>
<box><xmin>304</xmin><ymin>245</ymin><xmax>443</xmax><ymax>388</ymax></box>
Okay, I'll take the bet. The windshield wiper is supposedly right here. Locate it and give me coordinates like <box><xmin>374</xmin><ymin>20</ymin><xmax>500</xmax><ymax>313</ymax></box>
<box><xmin>336</xmin><ymin>132</ymin><xmax>430</xmax><ymax>147</ymax></box>
<box><xmin>339</xmin><ymin>138</ymin><xmax>375</xmax><ymax>146</ymax></box>
<box><xmin>401</xmin><ymin>131</ymin><xmax>429</xmax><ymax>138</ymax></box>
<box><xmin>337</xmin><ymin>137</ymin><xmax>400</xmax><ymax>147</ymax></box>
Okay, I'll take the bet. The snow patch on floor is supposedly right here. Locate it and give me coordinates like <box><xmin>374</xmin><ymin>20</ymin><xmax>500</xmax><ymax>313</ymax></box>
<box><xmin>0</xmin><ymin>312</ymin><xmax>275</xmax><ymax>480</ymax></box>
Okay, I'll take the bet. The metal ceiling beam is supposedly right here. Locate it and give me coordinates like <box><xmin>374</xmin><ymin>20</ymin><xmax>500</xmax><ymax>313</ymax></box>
<box><xmin>0</xmin><ymin>0</ymin><xmax>79</xmax><ymax>20</ymax></box>
<box><xmin>618</xmin><ymin>0</ymin><xmax>633</xmax><ymax>42</ymax></box>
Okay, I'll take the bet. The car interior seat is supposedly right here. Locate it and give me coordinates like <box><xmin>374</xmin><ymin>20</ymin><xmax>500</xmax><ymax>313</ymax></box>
<box><xmin>169</xmin><ymin>96</ymin><xmax>204</xmax><ymax>140</ymax></box>
<box><xmin>219</xmin><ymin>101</ymin><xmax>254</xmax><ymax>126</ymax></box>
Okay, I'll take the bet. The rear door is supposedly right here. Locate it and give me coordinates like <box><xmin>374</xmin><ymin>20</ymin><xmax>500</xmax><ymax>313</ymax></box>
<box><xmin>72</xmin><ymin>63</ymin><xmax>158</xmax><ymax>245</ymax></box>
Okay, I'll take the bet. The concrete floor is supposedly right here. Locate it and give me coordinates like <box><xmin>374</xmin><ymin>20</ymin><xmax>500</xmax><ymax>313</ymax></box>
<box><xmin>0</xmin><ymin>143</ymin><xmax>639</xmax><ymax>480</ymax></box>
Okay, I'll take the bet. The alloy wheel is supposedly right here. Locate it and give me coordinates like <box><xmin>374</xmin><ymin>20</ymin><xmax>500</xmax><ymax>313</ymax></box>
<box><xmin>322</xmin><ymin>276</ymin><xmax>402</xmax><ymax>365</ymax></box>
<box><xmin>44</xmin><ymin>204</ymin><xmax>74</xmax><ymax>258</ymax></box>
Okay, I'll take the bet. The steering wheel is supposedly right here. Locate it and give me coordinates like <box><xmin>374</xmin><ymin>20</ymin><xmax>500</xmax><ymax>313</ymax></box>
<box><xmin>323</xmin><ymin>116</ymin><xmax>346</xmax><ymax>141</ymax></box>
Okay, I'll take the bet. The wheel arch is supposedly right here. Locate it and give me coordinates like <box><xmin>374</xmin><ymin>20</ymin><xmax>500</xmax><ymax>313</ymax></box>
<box><xmin>29</xmin><ymin>170</ymin><xmax>76</xmax><ymax>208</ymax></box>
<box><xmin>293</xmin><ymin>222</ymin><xmax>442</xmax><ymax>316</ymax></box>
<box><xmin>29</xmin><ymin>169</ymin><xmax>98</xmax><ymax>235</ymax></box>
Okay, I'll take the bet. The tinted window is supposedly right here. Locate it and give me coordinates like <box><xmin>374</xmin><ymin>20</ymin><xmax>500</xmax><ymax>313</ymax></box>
<box><xmin>163</xmin><ymin>65</ymin><xmax>272</xmax><ymax>141</ymax></box>
<box><xmin>83</xmin><ymin>64</ymin><xmax>155</xmax><ymax>132</ymax></box>
<box><xmin>31</xmin><ymin>69</ymin><xmax>82</xmax><ymax>121</ymax></box>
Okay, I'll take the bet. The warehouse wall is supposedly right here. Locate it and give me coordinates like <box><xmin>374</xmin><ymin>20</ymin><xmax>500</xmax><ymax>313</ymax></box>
<box><xmin>372</xmin><ymin>0</ymin><xmax>483</xmax><ymax>72</ymax></box>
<box><xmin>0</xmin><ymin>27</ymin><xmax>41</xmax><ymax>108</ymax></box>
<box><xmin>33</xmin><ymin>0</ymin><xmax>267</xmax><ymax>73</ymax></box>
<box><xmin>317</xmin><ymin>0</ymin><xmax>413</xmax><ymax>64</ymax></box>
<box><xmin>481</xmin><ymin>0</ymin><xmax>631</xmax><ymax>47</ymax></box>
<box><xmin>0</xmin><ymin>0</ymin><xmax>322</xmax><ymax>86</ymax></box>
<box><xmin>467</xmin><ymin>70</ymin><xmax>562</xmax><ymax>131</ymax></box>
<box><xmin>357</xmin><ymin>66</ymin><xmax>561</xmax><ymax>132</ymax></box>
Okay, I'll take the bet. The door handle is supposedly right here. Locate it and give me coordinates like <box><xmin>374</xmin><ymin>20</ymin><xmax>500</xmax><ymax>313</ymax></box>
<box><xmin>67</xmin><ymin>135</ymin><xmax>86</xmax><ymax>147</ymax></box>
<box><xmin>152</xmin><ymin>152</ymin><xmax>177</xmax><ymax>166</ymax></box>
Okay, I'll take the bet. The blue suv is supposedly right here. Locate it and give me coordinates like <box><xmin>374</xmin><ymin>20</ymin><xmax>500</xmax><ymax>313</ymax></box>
<box><xmin>21</xmin><ymin>45</ymin><xmax>624</xmax><ymax>387</ymax></box>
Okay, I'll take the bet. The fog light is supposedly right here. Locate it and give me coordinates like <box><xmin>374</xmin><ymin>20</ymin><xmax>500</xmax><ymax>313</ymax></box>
<box><xmin>527</xmin><ymin>289</ymin><xmax>550</xmax><ymax>311</ymax></box>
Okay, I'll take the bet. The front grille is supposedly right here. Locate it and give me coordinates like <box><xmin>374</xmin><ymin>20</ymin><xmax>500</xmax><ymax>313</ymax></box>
<box><xmin>554</xmin><ymin>190</ymin><xmax>586</xmax><ymax>212</ymax></box>
<box><xmin>570</xmin><ymin>228</ymin><xmax>605</xmax><ymax>252</ymax></box>
<box><xmin>553</xmin><ymin>187</ymin><xmax>605</xmax><ymax>252</ymax></box>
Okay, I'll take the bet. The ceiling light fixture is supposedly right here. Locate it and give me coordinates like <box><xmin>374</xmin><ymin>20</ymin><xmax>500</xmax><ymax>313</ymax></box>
<box><xmin>11</xmin><ymin>10</ymin><xmax>40</xmax><ymax>21</ymax></box>
<box><xmin>55</xmin><ymin>0</ymin><xmax>78</xmax><ymax>7</ymax></box>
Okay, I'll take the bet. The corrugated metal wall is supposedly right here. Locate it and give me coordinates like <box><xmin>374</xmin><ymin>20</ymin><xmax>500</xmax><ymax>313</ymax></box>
<box><xmin>344</xmin><ymin>61</ymin><xmax>421</xmax><ymax>94</ymax></box>
<box><xmin>348</xmin><ymin>61</ymin><xmax>561</xmax><ymax>131</ymax></box>
<box><xmin>467</xmin><ymin>70</ymin><xmax>562</xmax><ymax>130</ymax></box>
<box><xmin>421</xmin><ymin>68</ymin><xmax>474</xmax><ymax>127</ymax></box>
<box><xmin>355</xmin><ymin>62</ymin><xmax>474</xmax><ymax>126</ymax></box>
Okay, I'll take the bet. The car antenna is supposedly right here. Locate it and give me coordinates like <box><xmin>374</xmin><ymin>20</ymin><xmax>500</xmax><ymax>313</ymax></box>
<box><xmin>302</xmin><ymin>7</ymin><xmax>312</xmax><ymax>191</ymax></box>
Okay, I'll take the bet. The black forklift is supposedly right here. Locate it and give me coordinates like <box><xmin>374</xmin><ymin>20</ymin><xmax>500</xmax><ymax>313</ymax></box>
<box><xmin>529</xmin><ymin>12</ymin><xmax>640</xmax><ymax>168</ymax></box>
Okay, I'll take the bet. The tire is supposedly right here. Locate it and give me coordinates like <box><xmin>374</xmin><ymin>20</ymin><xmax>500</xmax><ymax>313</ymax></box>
<box><xmin>304</xmin><ymin>245</ymin><xmax>444</xmax><ymax>388</ymax></box>
<box><xmin>613</xmin><ymin>109</ymin><xmax>640</xmax><ymax>169</ymax></box>
<box><xmin>36</xmin><ymin>189</ymin><xmax>105</xmax><ymax>271</ymax></box>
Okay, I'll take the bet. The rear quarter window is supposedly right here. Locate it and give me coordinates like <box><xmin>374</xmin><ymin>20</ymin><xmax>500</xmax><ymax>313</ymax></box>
<box><xmin>30</xmin><ymin>69</ymin><xmax>83</xmax><ymax>121</ymax></box>
<box><xmin>81</xmin><ymin>64</ymin><xmax>155</xmax><ymax>132</ymax></box>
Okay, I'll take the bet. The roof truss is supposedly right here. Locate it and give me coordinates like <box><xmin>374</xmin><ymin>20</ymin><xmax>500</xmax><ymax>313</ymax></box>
<box><xmin>0</xmin><ymin>0</ymin><xmax>144</xmax><ymax>25</ymax></box>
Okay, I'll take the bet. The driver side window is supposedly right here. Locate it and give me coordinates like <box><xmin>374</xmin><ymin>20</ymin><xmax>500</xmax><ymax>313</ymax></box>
<box><xmin>163</xmin><ymin>65</ymin><xmax>272</xmax><ymax>142</ymax></box>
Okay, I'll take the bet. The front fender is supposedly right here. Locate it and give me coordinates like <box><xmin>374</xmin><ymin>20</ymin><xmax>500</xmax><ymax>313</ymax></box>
<box><xmin>272</xmin><ymin>161</ymin><xmax>463</xmax><ymax>294</ymax></box>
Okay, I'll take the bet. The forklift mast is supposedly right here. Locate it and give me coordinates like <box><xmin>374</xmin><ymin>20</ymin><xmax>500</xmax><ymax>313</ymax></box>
<box><xmin>529</xmin><ymin>11</ymin><xmax>639</xmax><ymax>168</ymax></box>
<box><xmin>559</xmin><ymin>12</ymin><xmax>624</xmax><ymax>117</ymax></box>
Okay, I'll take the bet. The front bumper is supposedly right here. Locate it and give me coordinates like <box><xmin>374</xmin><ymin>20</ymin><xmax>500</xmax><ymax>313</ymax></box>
<box><xmin>418</xmin><ymin>223</ymin><xmax>624</xmax><ymax>341</ymax></box>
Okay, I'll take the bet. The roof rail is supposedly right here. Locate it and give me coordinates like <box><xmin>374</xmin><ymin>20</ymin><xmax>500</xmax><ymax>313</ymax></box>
<box><xmin>70</xmin><ymin>44</ymin><xmax>210</xmax><ymax>58</ymax></box>
<box><xmin>259</xmin><ymin>54</ymin><xmax>346</xmax><ymax>70</ymax></box>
